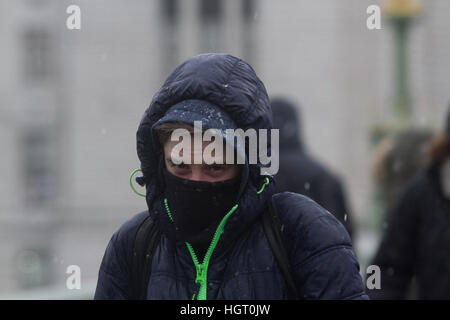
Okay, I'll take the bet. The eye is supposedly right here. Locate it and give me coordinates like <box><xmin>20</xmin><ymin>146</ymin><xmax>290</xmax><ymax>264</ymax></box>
<box><xmin>167</xmin><ymin>159</ymin><xmax>188</xmax><ymax>169</ymax></box>
<box><xmin>176</xmin><ymin>163</ymin><xmax>188</xmax><ymax>169</ymax></box>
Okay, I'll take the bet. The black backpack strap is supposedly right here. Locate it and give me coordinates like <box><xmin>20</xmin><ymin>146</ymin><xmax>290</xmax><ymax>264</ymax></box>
<box><xmin>129</xmin><ymin>215</ymin><xmax>162</xmax><ymax>300</ymax></box>
<box><xmin>262</xmin><ymin>196</ymin><xmax>300</xmax><ymax>299</ymax></box>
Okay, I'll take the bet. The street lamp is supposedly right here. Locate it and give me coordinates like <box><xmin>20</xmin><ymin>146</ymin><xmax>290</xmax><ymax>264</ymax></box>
<box><xmin>366</xmin><ymin>1</ymin><xmax>426</xmax><ymax>234</ymax></box>
<box><xmin>382</xmin><ymin>0</ymin><xmax>423</xmax><ymax>124</ymax></box>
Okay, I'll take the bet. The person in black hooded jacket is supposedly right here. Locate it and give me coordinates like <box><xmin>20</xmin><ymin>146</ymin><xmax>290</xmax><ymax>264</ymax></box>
<box><xmin>271</xmin><ymin>97</ymin><xmax>354</xmax><ymax>238</ymax></box>
<box><xmin>367</xmin><ymin>107</ymin><xmax>450</xmax><ymax>299</ymax></box>
<box><xmin>94</xmin><ymin>53</ymin><xmax>368</xmax><ymax>300</ymax></box>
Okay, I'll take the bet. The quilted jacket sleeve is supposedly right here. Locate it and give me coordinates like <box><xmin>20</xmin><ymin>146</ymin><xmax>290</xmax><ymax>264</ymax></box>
<box><xmin>274</xmin><ymin>192</ymin><xmax>368</xmax><ymax>300</ymax></box>
<box><xmin>94</xmin><ymin>211</ymin><xmax>149</xmax><ymax>300</ymax></box>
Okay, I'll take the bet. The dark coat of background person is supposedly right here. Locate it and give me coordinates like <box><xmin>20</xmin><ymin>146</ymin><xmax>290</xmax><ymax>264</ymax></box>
<box><xmin>271</xmin><ymin>97</ymin><xmax>354</xmax><ymax>238</ymax></box>
<box><xmin>368</xmin><ymin>121</ymin><xmax>450</xmax><ymax>299</ymax></box>
<box><xmin>94</xmin><ymin>53</ymin><xmax>368</xmax><ymax>300</ymax></box>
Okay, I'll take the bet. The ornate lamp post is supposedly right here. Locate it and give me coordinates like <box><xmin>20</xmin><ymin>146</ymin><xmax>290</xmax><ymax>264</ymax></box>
<box><xmin>366</xmin><ymin>1</ymin><xmax>426</xmax><ymax>233</ymax></box>
<box><xmin>382</xmin><ymin>0</ymin><xmax>423</xmax><ymax>124</ymax></box>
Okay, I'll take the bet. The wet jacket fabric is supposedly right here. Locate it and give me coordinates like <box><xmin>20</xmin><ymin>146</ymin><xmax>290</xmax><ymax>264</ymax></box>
<box><xmin>94</xmin><ymin>53</ymin><xmax>367</xmax><ymax>300</ymax></box>
<box><xmin>271</xmin><ymin>98</ymin><xmax>354</xmax><ymax>237</ymax></box>
<box><xmin>368</xmin><ymin>164</ymin><xmax>450</xmax><ymax>299</ymax></box>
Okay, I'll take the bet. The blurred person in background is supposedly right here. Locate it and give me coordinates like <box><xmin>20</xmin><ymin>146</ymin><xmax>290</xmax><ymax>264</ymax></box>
<box><xmin>94</xmin><ymin>53</ymin><xmax>368</xmax><ymax>300</ymax></box>
<box><xmin>368</xmin><ymin>107</ymin><xmax>450</xmax><ymax>299</ymax></box>
<box><xmin>271</xmin><ymin>97</ymin><xmax>354</xmax><ymax>238</ymax></box>
<box><xmin>371</xmin><ymin>128</ymin><xmax>433</xmax><ymax>222</ymax></box>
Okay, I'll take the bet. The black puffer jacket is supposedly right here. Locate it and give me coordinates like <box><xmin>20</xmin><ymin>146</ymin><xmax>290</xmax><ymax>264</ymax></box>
<box><xmin>94</xmin><ymin>53</ymin><xmax>367</xmax><ymax>300</ymax></box>
<box><xmin>368</xmin><ymin>164</ymin><xmax>450</xmax><ymax>299</ymax></box>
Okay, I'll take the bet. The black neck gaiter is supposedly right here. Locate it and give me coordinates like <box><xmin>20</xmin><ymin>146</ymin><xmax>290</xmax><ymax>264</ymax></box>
<box><xmin>162</xmin><ymin>168</ymin><xmax>240</xmax><ymax>260</ymax></box>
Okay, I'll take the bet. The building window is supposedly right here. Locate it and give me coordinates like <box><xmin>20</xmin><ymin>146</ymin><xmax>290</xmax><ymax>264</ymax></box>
<box><xmin>161</xmin><ymin>0</ymin><xmax>178</xmax><ymax>25</ymax></box>
<box><xmin>21</xmin><ymin>129</ymin><xmax>56</xmax><ymax>207</ymax></box>
<box><xmin>242</xmin><ymin>0</ymin><xmax>255</xmax><ymax>22</ymax></box>
<box><xmin>200</xmin><ymin>0</ymin><xmax>223</xmax><ymax>52</ymax></box>
<box><xmin>241</xmin><ymin>0</ymin><xmax>256</xmax><ymax>63</ymax></box>
<box><xmin>160</xmin><ymin>0</ymin><xmax>179</xmax><ymax>75</ymax></box>
<box><xmin>200</xmin><ymin>0</ymin><xmax>222</xmax><ymax>23</ymax></box>
<box><xmin>22</xmin><ymin>29</ymin><xmax>53</xmax><ymax>84</ymax></box>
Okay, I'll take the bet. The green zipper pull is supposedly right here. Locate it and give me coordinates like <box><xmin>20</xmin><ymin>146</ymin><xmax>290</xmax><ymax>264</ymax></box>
<box><xmin>195</xmin><ymin>264</ymin><xmax>205</xmax><ymax>283</ymax></box>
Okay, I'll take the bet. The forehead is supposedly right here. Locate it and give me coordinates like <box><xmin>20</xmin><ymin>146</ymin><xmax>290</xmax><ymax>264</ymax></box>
<box><xmin>163</xmin><ymin>139</ymin><xmax>227</xmax><ymax>154</ymax></box>
<box><xmin>164</xmin><ymin>137</ymin><xmax>235</xmax><ymax>164</ymax></box>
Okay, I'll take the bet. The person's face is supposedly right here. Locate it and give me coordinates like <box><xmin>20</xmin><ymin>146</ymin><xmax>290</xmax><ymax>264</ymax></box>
<box><xmin>163</xmin><ymin>138</ymin><xmax>240</xmax><ymax>182</ymax></box>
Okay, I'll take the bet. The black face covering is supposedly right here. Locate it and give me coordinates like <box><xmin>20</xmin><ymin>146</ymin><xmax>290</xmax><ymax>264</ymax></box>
<box><xmin>162</xmin><ymin>168</ymin><xmax>240</xmax><ymax>258</ymax></box>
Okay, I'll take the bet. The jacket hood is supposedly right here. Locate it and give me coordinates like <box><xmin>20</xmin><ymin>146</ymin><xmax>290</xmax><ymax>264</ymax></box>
<box><xmin>135</xmin><ymin>53</ymin><xmax>275</xmax><ymax>246</ymax></box>
<box><xmin>270</xmin><ymin>97</ymin><xmax>303</xmax><ymax>150</ymax></box>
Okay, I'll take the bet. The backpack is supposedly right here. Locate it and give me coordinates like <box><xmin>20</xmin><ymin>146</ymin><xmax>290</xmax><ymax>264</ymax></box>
<box><xmin>128</xmin><ymin>195</ymin><xmax>300</xmax><ymax>300</ymax></box>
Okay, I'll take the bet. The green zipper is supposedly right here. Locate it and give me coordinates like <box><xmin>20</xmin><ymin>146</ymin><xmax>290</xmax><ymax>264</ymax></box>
<box><xmin>164</xmin><ymin>198</ymin><xmax>239</xmax><ymax>300</ymax></box>
<box><xmin>162</xmin><ymin>177</ymin><xmax>270</xmax><ymax>300</ymax></box>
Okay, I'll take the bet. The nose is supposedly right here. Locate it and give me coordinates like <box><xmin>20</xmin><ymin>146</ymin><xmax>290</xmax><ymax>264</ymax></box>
<box><xmin>189</xmin><ymin>166</ymin><xmax>213</xmax><ymax>182</ymax></box>
<box><xmin>189</xmin><ymin>166</ymin><xmax>206</xmax><ymax>182</ymax></box>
